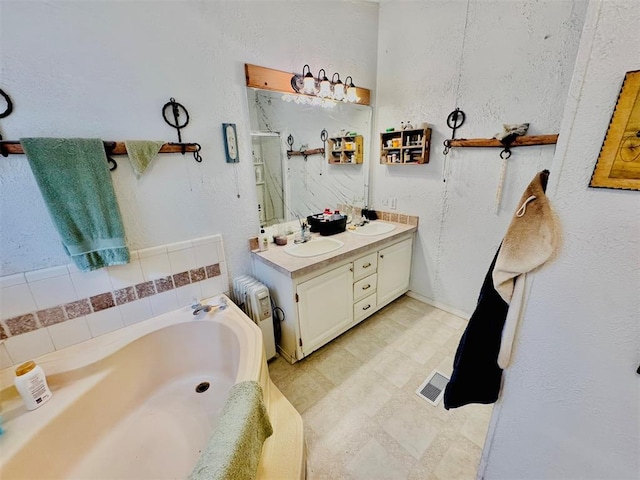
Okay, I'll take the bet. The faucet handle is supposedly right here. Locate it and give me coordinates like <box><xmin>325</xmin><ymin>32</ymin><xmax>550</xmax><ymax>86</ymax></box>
<box><xmin>191</xmin><ymin>297</ymin><xmax>201</xmax><ymax>309</ymax></box>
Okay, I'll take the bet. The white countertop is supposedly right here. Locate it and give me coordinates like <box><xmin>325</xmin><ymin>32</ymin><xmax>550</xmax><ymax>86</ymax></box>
<box><xmin>252</xmin><ymin>221</ymin><xmax>417</xmax><ymax>278</ymax></box>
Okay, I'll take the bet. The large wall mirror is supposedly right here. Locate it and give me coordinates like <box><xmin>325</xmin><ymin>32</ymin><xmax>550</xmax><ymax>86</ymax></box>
<box><xmin>246</xmin><ymin>88</ymin><xmax>372</xmax><ymax>227</ymax></box>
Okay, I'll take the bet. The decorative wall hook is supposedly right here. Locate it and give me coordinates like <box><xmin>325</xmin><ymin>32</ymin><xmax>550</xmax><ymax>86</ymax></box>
<box><xmin>0</xmin><ymin>88</ymin><xmax>14</xmax><ymax>157</ymax></box>
<box><xmin>161</xmin><ymin>97</ymin><xmax>203</xmax><ymax>162</ymax></box>
<box><xmin>286</xmin><ymin>130</ymin><xmax>327</xmax><ymax>160</ymax></box>
<box><xmin>0</xmin><ymin>88</ymin><xmax>13</xmax><ymax>119</ymax></box>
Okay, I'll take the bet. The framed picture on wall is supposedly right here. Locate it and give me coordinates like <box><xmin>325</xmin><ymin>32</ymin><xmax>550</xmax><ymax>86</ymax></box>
<box><xmin>590</xmin><ymin>70</ymin><xmax>640</xmax><ymax>190</ymax></box>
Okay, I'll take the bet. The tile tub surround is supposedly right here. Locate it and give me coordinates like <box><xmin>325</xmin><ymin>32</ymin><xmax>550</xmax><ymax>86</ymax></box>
<box><xmin>0</xmin><ymin>235</ymin><xmax>229</xmax><ymax>367</ymax></box>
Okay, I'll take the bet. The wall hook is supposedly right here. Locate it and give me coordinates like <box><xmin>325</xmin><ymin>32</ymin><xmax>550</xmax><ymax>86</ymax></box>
<box><xmin>162</xmin><ymin>97</ymin><xmax>190</xmax><ymax>146</ymax></box>
<box><xmin>286</xmin><ymin>134</ymin><xmax>294</xmax><ymax>158</ymax></box>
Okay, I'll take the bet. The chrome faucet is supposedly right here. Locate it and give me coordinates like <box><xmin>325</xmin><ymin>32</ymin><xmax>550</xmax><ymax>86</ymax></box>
<box><xmin>294</xmin><ymin>218</ymin><xmax>311</xmax><ymax>244</ymax></box>
<box><xmin>191</xmin><ymin>297</ymin><xmax>228</xmax><ymax>316</ymax></box>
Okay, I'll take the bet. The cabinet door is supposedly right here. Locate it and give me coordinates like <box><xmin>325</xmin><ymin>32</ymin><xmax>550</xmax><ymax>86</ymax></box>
<box><xmin>297</xmin><ymin>264</ymin><xmax>354</xmax><ymax>355</ymax></box>
<box><xmin>377</xmin><ymin>238</ymin><xmax>413</xmax><ymax>307</ymax></box>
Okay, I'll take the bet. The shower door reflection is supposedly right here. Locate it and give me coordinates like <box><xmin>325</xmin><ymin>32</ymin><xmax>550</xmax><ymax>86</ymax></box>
<box><xmin>252</xmin><ymin>132</ymin><xmax>289</xmax><ymax>227</ymax></box>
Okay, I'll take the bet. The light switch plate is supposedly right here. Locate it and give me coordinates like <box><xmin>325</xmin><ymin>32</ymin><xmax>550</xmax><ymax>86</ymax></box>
<box><xmin>222</xmin><ymin>123</ymin><xmax>239</xmax><ymax>163</ymax></box>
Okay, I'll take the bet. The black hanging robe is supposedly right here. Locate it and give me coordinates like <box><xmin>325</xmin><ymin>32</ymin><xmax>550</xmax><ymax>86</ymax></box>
<box><xmin>444</xmin><ymin>170</ymin><xmax>557</xmax><ymax>410</ymax></box>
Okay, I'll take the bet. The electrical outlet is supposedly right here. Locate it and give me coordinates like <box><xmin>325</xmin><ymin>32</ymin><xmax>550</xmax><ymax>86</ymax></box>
<box><xmin>390</xmin><ymin>197</ymin><xmax>397</xmax><ymax>210</ymax></box>
<box><xmin>381</xmin><ymin>197</ymin><xmax>389</xmax><ymax>207</ymax></box>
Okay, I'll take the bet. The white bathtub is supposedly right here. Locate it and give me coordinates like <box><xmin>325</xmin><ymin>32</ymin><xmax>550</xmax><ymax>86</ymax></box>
<box><xmin>0</xmin><ymin>295</ymin><xmax>305</xmax><ymax>480</ymax></box>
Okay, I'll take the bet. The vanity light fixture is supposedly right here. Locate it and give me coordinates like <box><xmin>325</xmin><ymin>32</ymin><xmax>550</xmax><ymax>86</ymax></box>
<box><xmin>317</xmin><ymin>69</ymin><xmax>332</xmax><ymax>98</ymax></box>
<box><xmin>290</xmin><ymin>65</ymin><xmax>360</xmax><ymax>103</ymax></box>
<box><xmin>345</xmin><ymin>76</ymin><xmax>359</xmax><ymax>103</ymax></box>
<box><xmin>332</xmin><ymin>73</ymin><xmax>345</xmax><ymax>101</ymax></box>
<box><xmin>302</xmin><ymin>64</ymin><xmax>316</xmax><ymax>95</ymax></box>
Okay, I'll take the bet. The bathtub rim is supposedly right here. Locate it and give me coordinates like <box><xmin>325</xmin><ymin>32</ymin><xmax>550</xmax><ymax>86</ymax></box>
<box><xmin>0</xmin><ymin>294</ymin><xmax>263</xmax><ymax>472</ymax></box>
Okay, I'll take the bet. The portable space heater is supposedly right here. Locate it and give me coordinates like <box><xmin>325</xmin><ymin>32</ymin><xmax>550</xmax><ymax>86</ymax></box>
<box><xmin>232</xmin><ymin>275</ymin><xmax>277</xmax><ymax>360</ymax></box>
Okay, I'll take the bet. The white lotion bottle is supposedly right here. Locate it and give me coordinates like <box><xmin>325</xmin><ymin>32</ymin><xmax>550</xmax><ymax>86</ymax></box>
<box><xmin>14</xmin><ymin>360</ymin><xmax>53</xmax><ymax>410</ymax></box>
<box><xmin>259</xmin><ymin>227</ymin><xmax>269</xmax><ymax>252</ymax></box>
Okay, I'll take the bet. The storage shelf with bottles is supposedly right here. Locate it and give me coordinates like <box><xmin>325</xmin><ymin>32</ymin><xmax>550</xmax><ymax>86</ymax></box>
<box><xmin>327</xmin><ymin>135</ymin><xmax>364</xmax><ymax>164</ymax></box>
<box><xmin>380</xmin><ymin>128</ymin><xmax>431</xmax><ymax>165</ymax></box>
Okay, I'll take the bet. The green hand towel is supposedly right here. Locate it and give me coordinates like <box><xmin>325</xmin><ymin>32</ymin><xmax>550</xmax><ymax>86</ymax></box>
<box><xmin>21</xmin><ymin>138</ymin><xmax>130</xmax><ymax>271</ymax></box>
<box><xmin>124</xmin><ymin>140</ymin><xmax>165</xmax><ymax>177</ymax></box>
<box><xmin>189</xmin><ymin>381</ymin><xmax>273</xmax><ymax>480</ymax></box>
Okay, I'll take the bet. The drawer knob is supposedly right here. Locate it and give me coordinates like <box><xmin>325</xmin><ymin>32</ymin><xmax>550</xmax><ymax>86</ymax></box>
<box><xmin>362</xmin><ymin>304</ymin><xmax>371</xmax><ymax>310</ymax></box>
<box><xmin>363</xmin><ymin>262</ymin><xmax>372</xmax><ymax>268</ymax></box>
<box><xmin>362</xmin><ymin>284</ymin><xmax>371</xmax><ymax>290</ymax></box>
<box><xmin>379</xmin><ymin>254</ymin><xmax>384</xmax><ymax>259</ymax></box>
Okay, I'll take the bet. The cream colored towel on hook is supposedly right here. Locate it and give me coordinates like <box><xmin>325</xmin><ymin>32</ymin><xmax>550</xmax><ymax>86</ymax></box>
<box><xmin>493</xmin><ymin>170</ymin><xmax>558</xmax><ymax>303</ymax></box>
<box><xmin>125</xmin><ymin>140</ymin><xmax>165</xmax><ymax>177</ymax></box>
<box><xmin>493</xmin><ymin>170</ymin><xmax>559</xmax><ymax>367</ymax></box>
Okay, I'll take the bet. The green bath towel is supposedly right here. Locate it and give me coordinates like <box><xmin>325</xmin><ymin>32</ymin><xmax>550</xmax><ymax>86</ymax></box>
<box><xmin>124</xmin><ymin>140</ymin><xmax>165</xmax><ymax>177</ymax></box>
<box><xmin>189</xmin><ymin>381</ymin><xmax>273</xmax><ymax>480</ymax></box>
<box><xmin>21</xmin><ymin>138</ymin><xmax>130</xmax><ymax>271</ymax></box>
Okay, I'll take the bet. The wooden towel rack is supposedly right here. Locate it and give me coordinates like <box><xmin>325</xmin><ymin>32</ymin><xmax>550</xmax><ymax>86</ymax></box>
<box><xmin>0</xmin><ymin>140</ymin><xmax>200</xmax><ymax>156</ymax></box>
<box><xmin>448</xmin><ymin>134</ymin><xmax>558</xmax><ymax>148</ymax></box>
<box><xmin>287</xmin><ymin>147</ymin><xmax>325</xmax><ymax>158</ymax></box>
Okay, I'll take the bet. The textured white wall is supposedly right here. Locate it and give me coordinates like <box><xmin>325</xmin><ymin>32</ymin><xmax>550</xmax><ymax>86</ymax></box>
<box><xmin>481</xmin><ymin>1</ymin><xmax>640</xmax><ymax>478</ymax></box>
<box><xmin>374</xmin><ymin>0</ymin><xmax>587</xmax><ymax>315</ymax></box>
<box><xmin>0</xmin><ymin>0</ymin><xmax>379</xmax><ymax>280</ymax></box>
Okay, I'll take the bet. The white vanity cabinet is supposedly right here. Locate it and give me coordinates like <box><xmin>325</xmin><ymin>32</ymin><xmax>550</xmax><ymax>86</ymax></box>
<box><xmin>377</xmin><ymin>237</ymin><xmax>413</xmax><ymax>306</ymax></box>
<box><xmin>252</xmin><ymin>229</ymin><xmax>415</xmax><ymax>363</ymax></box>
<box><xmin>296</xmin><ymin>264</ymin><xmax>353</xmax><ymax>355</ymax></box>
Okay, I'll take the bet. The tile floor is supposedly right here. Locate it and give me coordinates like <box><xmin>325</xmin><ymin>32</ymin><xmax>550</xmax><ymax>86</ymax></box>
<box><xmin>268</xmin><ymin>295</ymin><xmax>493</xmax><ymax>480</ymax></box>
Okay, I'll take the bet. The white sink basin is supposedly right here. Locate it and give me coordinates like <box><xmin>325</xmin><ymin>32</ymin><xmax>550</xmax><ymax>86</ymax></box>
<box><xmin>349</xmin><ymin>221</ymin><xmax>397</xmax><ymax>236</ymax></box>
<box><xmin>284</xmin><ymin>237</ymin><xmax>344</xmax><ymax>258</ymax></box>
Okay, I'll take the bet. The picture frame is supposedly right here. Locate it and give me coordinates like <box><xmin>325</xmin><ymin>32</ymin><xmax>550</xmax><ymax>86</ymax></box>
<box><xmin>590</xmin><ymin>70</ymin><xmax>640</xmax><ymax>190</ymax></box>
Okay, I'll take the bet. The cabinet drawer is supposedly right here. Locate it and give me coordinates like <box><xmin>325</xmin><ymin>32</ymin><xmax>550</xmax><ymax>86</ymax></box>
<box><xmin>353</xmin><ymin>253</ymin><xmax>377</xmax><ymax>281</ymax></box>
<box><xmin>353</xmin><ymin>273</ymin><xmax>377</xmax><ymax>302</ymax></box>
<box><xmin>354</xmin><ymin>293</ymin><xmax>377</xmax><ymax>323</ymax></box>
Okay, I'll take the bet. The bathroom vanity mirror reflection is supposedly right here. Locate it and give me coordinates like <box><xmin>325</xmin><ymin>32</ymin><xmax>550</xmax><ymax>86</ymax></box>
<box><xmin>246</xmin><ymin>88</ymin><xmax>372</xmax><ymax>227</ymax></box>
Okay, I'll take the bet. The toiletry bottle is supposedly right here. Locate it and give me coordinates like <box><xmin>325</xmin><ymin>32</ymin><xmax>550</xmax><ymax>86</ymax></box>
<box><xmin>14</xmin><ymin>360</ymin><xmax>52</xmax><ymax>411</ymax></box>
<box><xmin>259</xmin><ymin>227</ymin><xmax>269</xmax><ymax>252</ymax></box>
<box><xmin>323</xmin><ymin>208</ymin><xmax>332</xmax><ymax>221</ymax></box>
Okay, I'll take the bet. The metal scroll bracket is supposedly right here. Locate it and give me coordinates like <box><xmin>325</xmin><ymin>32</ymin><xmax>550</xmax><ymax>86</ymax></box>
<box><xmin>286</xmin><ymin>129</ymin><xmax>327</xmax><ymax>161</ymax></box>
<box><xmin>162</xmin><ymin>97</ymin><xmax>202</xmax><ymax>162</ymax></box>
<box><xmin>442</xmin><ymin>108</ymin><xmax>466</xmax><ymax>182</ymax></box>
<box><xmin>0</xmin><ymin>88</ymin><xmax>14</xmax><ymax>157</ymax></box>
<box><xmin>443</xmin><ymin>108</ymin><xmax>466</xmax><ymax>156</ymax></box>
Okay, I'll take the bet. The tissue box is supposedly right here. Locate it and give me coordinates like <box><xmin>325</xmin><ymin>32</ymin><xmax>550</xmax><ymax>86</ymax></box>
<box><xmin>307</xmin><ymin>214</ymin><xmax>347</xmax><ymax>236</ymax></box>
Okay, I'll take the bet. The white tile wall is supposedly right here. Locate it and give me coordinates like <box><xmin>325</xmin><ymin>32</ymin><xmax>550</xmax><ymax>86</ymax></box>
<box><xmin>139</xmin><ymin>250</ymin><xmax>173</xmax><ymax>281</ymax></box>
<box><xmin>47</xmin><ymin>317</ymin><xmax>92</xmax><ymax>350</ymax></box>
<box><xmin>168</xmin><ymin>246</ymin><xmax>197</xmax><ymax>274</ymax></box>
<box><xmin>0</xmin><ymin>283</ymin><xmax>38</xmax><ymax>320</ymax></box>
<box><xmin>24</xmin><ymin>265</ymin><xmax>69</xmax><ymax>283</ymax></box>
<box><xmin>4</xmin><ymin>329</ymin><xmax>55</xmax><ymax>365</ymax></box>
<box><xmin>200</xmin><ymin>275</ymin><xmax>227</xmax><ymax>299</ymax></box>
<box><xmin>28</xmin><ymin>275</ymin><xmax>78</xmax><ymax>310</ymax></box>
<box><xmin>193</xmin><ymin>238</ymin><xmax>220</xmax><ymax>267</ymax></box>
<box><xmin>85</xmin><ymin>308</ymin><xmax>125</xmax><ymax>337</ymax></box>
<box><xmin>107</xmin><ymin>257</ymin><xmax>145</xmax><ymax>290</ymax></box>
<box><xmin>149</xmin><ymin>290</ymin><xmax>180</xmax><ymax>316</ymax></box>
<box><xmin>175</xmin><ymin>283</ymin><xmax>203</xmax><ymax>308</ymax></box>
<box><xmin>166</xmin><ymin>240</ymin><xmax>193</xmax><ymax>253</ymax></box>
<box><xmin>0</xmin><ymin>343</ymin><xmax>12</xmax><ymax>370</ymax></box>
<box><xmin>119</xmin><ymin>298</ymin><xmax>154</xmax><ymax>326</ymax></box>
<box><xmin>69</xmin><ymin>266</ymin><xmax>113</xmax><ymax>299</ymax></box>
<box><xmin>0</xmin><ymin>273</ymin><xmax>26</xmax><ymax>288</ymax></box>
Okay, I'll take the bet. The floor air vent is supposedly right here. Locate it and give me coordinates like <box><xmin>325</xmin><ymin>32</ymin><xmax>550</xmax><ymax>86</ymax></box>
<box><xmin>415</xmin><ymin>370</ymin><xmax>449</xmax><ymax>406</ymax></box>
